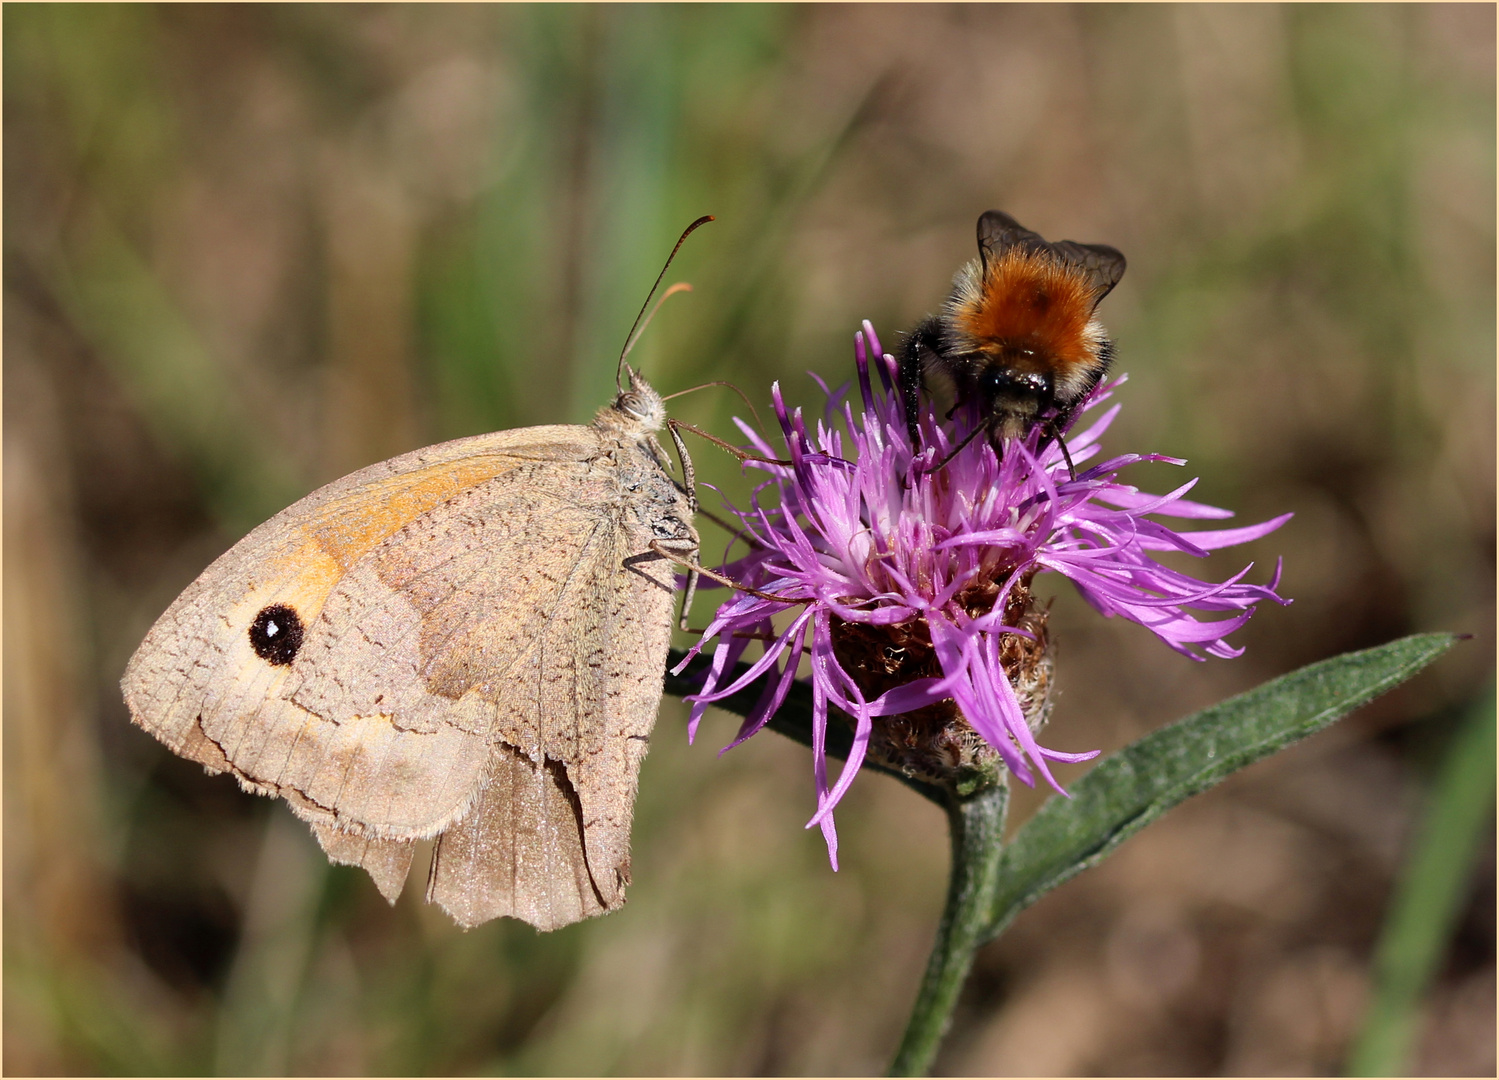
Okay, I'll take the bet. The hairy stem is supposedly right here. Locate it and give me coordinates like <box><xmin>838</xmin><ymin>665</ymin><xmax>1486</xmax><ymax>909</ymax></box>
<box><xmin>887</xmin><ymin>782</ymin><xmax>1009</xmax><ymax>1077</ymax></box>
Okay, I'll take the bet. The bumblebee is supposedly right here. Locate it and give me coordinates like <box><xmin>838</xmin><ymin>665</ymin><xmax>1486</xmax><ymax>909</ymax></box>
<box><xmin>899</xmin><ymin>210</ymin><xmax>1125</xmax><ymax>471</ymax></box>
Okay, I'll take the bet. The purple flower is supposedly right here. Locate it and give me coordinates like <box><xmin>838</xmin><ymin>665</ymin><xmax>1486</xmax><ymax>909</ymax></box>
<box><xmin>679</xmin><ymin>321</ymin><xmax>1290</xmax><ymax>867</ymax></box>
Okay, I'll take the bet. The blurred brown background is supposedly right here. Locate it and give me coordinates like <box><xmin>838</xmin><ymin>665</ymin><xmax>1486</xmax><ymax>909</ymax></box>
<box><xmin>4</xmin><ymin>4</ymin><xmax>1493</xmax><ymax>1075</ymax></box>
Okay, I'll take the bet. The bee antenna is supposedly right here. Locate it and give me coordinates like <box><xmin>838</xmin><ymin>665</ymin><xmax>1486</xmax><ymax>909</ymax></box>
<box><xmin>616</xmin><ymin>215</ymin><xmax>715</xmax><ymax>391</ymax></box>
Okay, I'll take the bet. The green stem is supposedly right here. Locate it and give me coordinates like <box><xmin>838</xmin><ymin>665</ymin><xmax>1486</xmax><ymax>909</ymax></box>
<box><xmin>887</xmin><ymin>782</ymin><xmax>1009</xmax><ymax>1077</ymax></box>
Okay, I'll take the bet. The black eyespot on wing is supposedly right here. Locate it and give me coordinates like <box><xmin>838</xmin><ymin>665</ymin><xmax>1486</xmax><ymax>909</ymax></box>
<box><xmin>249</xmin><ymin>604</ymin><xmax>304</xmax><ymax>666</ymax></box>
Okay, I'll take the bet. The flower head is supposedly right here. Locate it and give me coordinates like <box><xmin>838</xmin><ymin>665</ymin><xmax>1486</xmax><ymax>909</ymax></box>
<box><xmin>680</xmin><ymin>322</ymin><xmax>1290</xmax><ymax>867</ymax></box>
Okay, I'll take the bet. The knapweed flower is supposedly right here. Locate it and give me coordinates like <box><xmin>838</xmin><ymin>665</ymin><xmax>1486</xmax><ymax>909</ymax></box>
<box><xmin>679</xmin><ymin>321</ymin><xmax>1290</xmax><ymax>866</ymax></box>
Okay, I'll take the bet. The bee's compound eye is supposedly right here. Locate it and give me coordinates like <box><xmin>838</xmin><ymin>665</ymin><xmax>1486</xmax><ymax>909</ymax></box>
<box><xmin>1027</xmin><ymin>370</ymin><xmax>1054</xmax><ymax>399</ymax></box>
<box><xmin>979</xmin><ymin>365</ymin><xmax>1008</xmax><ymax>399</ymax></box>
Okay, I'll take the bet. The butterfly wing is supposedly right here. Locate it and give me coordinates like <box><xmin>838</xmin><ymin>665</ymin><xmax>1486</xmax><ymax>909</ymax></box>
<box><xmin>422</xmin><ymin>475</ymin><xmax>682</xmax><ymax>929</ymax></box>
<box><xmin>123</xmin><ymin>421</ymin><xmax>692</xmax><ymax>931</ymax></box>
<box><xmin>124</xmin><ymin>429</ymin><xmax>578</xmax><ymax>821</ymax></box>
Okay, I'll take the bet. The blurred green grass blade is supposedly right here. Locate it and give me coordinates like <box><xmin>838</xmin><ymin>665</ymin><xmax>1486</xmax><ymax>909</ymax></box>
<box><xmin>1344</xmin><ymin>682</ymin><xmax>1496</xmax><ymax>1077</ymax></box>
<box><xmin>685</xmin><ymin>69</ymin><xmax>892</xmax><ymax>384</ymax></box>
<box><xmin>8</xmin><ymin>956</ymin><xmax>191</xmax><ymax>1075</ymax></box>
<box><xmin>213</xmin><ymin>812</ymin><xmax>329</xmax><ymax>1076</ymax></box>
<box><xmin>48</xmin><ymin>209</ymin><xmax>304</xmax><ymax>532</ymax></box>
<box><xmin>986</xmin><ymin>633</ymin><xmax>1461</xmax><ymax>943</ymax></box>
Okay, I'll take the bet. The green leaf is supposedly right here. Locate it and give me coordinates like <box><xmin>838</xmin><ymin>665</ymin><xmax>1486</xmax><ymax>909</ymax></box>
<box><xmin>986</xmin><ymin>633</ymin><xmax>1461</xmax><ymax>941</ymax></box>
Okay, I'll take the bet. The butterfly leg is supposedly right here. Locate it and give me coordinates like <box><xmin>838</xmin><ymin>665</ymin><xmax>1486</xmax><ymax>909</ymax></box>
<box><xmin>664</xmin><ymin>420</ymin><xmax>699</xmax><ymax>512</ymax></box>
<box><xmin>652</xmin><ymin>536</ymin><xmax>702</xmax><ymax>632</ymax></box>
<box><xmin>658</xmin><ymin>421</ymin><xmax>703</xmax><ymax>630</ymax></box>
<box><xmin>647</xmin><ymin>540</ymin><xmax>807</xmax><ymax>632</ymax></box>
<box><xmin>668</xmin><ymin>418</ymin><xmax>793</xmax><ymax>471</ymax></box>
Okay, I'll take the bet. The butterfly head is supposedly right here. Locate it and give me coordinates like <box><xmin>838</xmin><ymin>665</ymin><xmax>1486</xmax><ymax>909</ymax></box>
<box><xmin>599</xmin><ymin>363</ymin><xmax>667</xmax><ymax>434</ymax></box>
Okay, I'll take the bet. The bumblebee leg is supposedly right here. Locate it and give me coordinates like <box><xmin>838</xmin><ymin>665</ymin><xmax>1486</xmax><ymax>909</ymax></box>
<box><xmin>1038</xmin><ymin>418</ymin><xmax>1077</xmax><ymax>480</ymax></box>
<box><xmin>1057</xmin><ymin>432</ymin><xmax>1078</xmax><ymax>480</ymax></box>
<box><xmin>898</xmin><ymin>316</ymin><xmax>942</xmax><ymax>447</ymax></box>
<box><xmin>930</xmin><ymin>420</ymin><xmax>988</xmax><ymax>472</ymax></box>
<box><xmin>1041</xmin><ymin>337</ymin><xmax>1113</xmax><ymax>481</ymax></box>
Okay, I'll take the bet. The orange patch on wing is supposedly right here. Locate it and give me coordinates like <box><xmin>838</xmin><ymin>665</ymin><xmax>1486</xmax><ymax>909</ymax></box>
<box><xmin>957</xmin><ymin>249</ymin><xmax>1099</xmax><ymax>376</ymax></box>
<box><xmin>250</xmin><ymin>457</ymin><xmax>521</xmax><ymax>634</ymax></box>
<box><xmin>311</xmin><ymin>459</ymin><xmax>515</xmax><ymax>569</ymax></box>
<box><xmin>258</xmin><ymin>544</ymin><xmax>346</xmax><ymax>623</ymax></box>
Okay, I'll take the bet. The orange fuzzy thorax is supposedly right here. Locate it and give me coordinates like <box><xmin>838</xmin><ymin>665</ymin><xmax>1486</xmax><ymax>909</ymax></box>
<box><xmin>946</xmin><ymin>247</ymin><xmax>1105</xmax><ymax>386</ymax></box>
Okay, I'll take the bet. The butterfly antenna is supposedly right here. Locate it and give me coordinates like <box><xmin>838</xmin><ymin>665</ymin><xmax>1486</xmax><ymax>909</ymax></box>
<box><xmin>622</xmin><ymin>282</ymin><xmax>694</xmax><ymax>366</ymax></box>
<box><xmin>616</xmin><ymin>214</ymin><xmax>715</xmax><ymax>390</ymax></box>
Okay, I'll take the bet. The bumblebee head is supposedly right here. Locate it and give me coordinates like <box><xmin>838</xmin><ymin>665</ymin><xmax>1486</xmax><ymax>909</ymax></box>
<box><xmin>977</xmin><ymin>360</ymin><xmax>1053</xmax><ymax>436</ymax></box>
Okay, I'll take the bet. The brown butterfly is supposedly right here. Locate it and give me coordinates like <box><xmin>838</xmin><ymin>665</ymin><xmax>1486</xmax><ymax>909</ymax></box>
<box><xmin>122</xmin><ymin>223</ymin><xmax>713</xmax><ymax>931</ymax></box>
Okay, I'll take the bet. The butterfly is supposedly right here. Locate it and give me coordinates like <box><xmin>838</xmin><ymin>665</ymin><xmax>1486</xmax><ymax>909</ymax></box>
<box><xmin>122</xmin><ymin>221</ymin><xmax>717</xmax><ymax>931</ymax></box>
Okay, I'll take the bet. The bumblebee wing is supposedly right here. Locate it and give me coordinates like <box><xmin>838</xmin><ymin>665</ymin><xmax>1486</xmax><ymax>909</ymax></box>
<box><xmin>976</xmin><ymin>210</ymin><xmax>1049</xmax><ymax>270</ymax></box>
<box><xmin>1051</xmin><ymin>240</ymin><xmax>1127</xmax><ymax>302</ymax></box>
